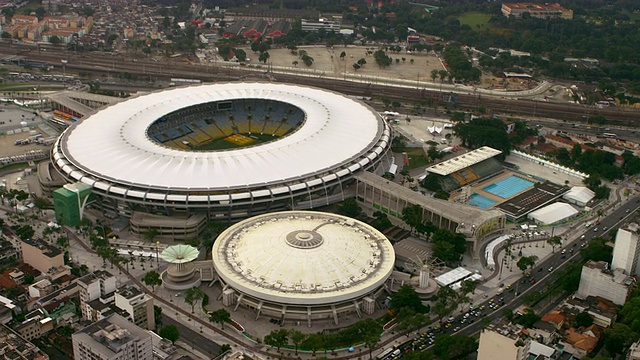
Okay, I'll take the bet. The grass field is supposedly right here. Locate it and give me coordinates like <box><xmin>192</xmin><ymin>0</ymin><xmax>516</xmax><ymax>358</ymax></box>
<box><xmin>191</xmin><ymin>133</ymin><xmax>277</xmax><ymax>151</ymax></box>
<box><xmin>457</xmin><ymin>12</ymin><xmax>493</xmax><ymax>31</ymax></box>
<box><xmin>396</xmin><ymin>148</ymin><xmax>429</xmax><ymax>171</ymax></box>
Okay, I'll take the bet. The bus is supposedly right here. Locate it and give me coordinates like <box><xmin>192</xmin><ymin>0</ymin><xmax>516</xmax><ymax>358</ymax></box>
<box><xmin>602</xmin><ymin>133</ymin><xmax>617</xmax><ymax>138</ymax></box>
<box><xmin>377</xmin><ymin>348</ymin><xmax>395</xmax><ymax>360</ymax></box>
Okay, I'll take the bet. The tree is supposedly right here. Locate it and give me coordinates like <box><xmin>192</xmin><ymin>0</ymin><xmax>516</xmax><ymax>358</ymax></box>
<box><xmin>264</xmin><ymin>328</ymin><xmax>289</xmax><ymax>352</ymax></box>
<box><xmin>580</xmin><ymin>237</ymin><xmax>613</xmax><ymax>263</ymax></box>
<box><xmin>159</xmin><ymin>325</ymin><xmax>179</xmax><ymax>343</ymax></box>
<box><xmin>575</xmin><ymin>312</ymin><xmax>594</xmax><ymax>328</ymax></box>
<box><xmin>360</xmin><ymin>318</ymin><xmax>383</xmax><ymax>360</ymax></box>
<box><xmin>547</xmin><ymin>236</ymin><xmax>562</xmax><ymax>253</ymax></box>
<box><xmin>143</xmin><ymin>271</ymin><xmax>162</xmax><ymax>291</ymax></box>
<box><xmin>430</xmin><ymin>69</ymin><xmax>438</xmax><ymax>83</ymax></box>
<box><xmin>402</xmin><ymin>205</ymin><xmax>423</xmax><ymax>233</ymax></box>
<box><xmin>461</xmin><ymin>279</ymin><xmax>478</xmax><ymax>295</ymax></box>
<box><xmin>340</xmin><ymin>51</ymin><xmax>346</xmax><ymax>60</ymax></box>
<box><xmin>219</xmin><ymin>344</ymin><xmax>232</xmax><ymax>355</ymax></box>
<box><xmin>432</xmin><ymin>334</ymin><xmax>478</xmax><ymax>360</ymax></box>
<box><xmin>301</xmin><ymin>333</ymin><xmax>324</xmax><ymax>355</ymax></box>
<box><xmin>292</xmin><ymin>60</ymin><xmax>298</xmax><ymax>67</ymax></box>
<box><xmin>396</xmin><ymin>307</ymin><xmax>428</xmax><ymax>335</ymax></box>
<box><xmin>208</xmin><ymin>308</ymin><xmax>231</xmax><ymax>330</ymax></box>
<box><xmin>352</xmin><ymin>63</ymin><xmax>361</xmax><ymax>71</ymax></box>
<box><xmin>337</xmin><ymin>198</ymin><xmax>361</xmax><ymax>218</ymax></box>
<box><xmin>514</xmin><ymin>308</ymin><xmax>540</xmax><ymax>328</ymax></box>
<box><xmin>289</xmin><ymin>329</ymin><xmax>306</xmax><ymax>355</ymax></box>
<box><xmin>184</xmin><ymin>287</ymin><xmax>204</xmax><ymax>313</ymax></box>
<box><xmin>516</xmin><ymin>255</ymin><xmax>538</xmax><ymax>274</ymax></box>
<box><xmin>232</xmin><ymin>48</ymin><xmax>246</xmax><ymax>62</ymax></box>
<box><xmin>301</xmin><ymin>54</ymin><xmax>314</xmax><ymax>67</ymax></box>
<box><xmin>49</xmin><ymin>35</ymin><xmax>61</xmax><ymax>45</ymax></box>
<box><xmin>390</xmin><ymin>284</ymin><xmax>428</xmax><ymax>313</ymax></box>
<box><xmin>154</xmin><ymin>305</ymin><xmax>162</xmax><ymax>330</ymax></box>
<box><xmin>143</xmin><ymin>228</ymin><xmax>158</xmax><ymax>243</ymax></box>
<box><xmin>604</xmin><ymin>323</ymin><xmax>638</xmax><ymax>356</ymax></box>
<box><xmin>258</xmin><ymin>51</ymin><xmax>270</xmax><ymax>63</ymax></box>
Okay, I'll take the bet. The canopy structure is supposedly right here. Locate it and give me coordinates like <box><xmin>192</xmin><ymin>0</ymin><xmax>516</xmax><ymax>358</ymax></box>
<box><xmin>528</xmin><ymin>202</ymin><xmax>578</xmax><ymax>225</ymax></box>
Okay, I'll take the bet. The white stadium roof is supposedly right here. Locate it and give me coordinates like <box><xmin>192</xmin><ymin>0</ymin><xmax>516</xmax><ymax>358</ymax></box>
<box><xmin>58</xmin><ymin>83</ymin><xmax>383</xmax><ymax>191</ymax></box>
<box><xmin>212</xmin><ymin>211</ymin><xmax>395</xmax><ymax>305</ymax></box>
<box><xmin>528</xmin><ymin>202</ymin><xmax>578</xmax><ymax>225</ymax></box>
<box><xmin>427</xmin><ymin>146</ymin><xmax>502</xmax><ymax>176</ymax></box>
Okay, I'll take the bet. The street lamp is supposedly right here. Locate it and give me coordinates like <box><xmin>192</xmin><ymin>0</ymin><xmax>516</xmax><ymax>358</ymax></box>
<box><xmin>155</xmin><ymin>241</ymin><xmax>160</xmax><ymax>268</ymax></box>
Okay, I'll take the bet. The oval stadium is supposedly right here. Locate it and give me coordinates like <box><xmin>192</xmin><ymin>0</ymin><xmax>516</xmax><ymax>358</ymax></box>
<box><xmin>211</xmin><ymin>211</ymin><xmax>395</xmax><ymax>325</ymax></box>
<box><xmin>49</xmin><ymin>83</ymin><xmax>393</xmax><ymax>236</ymax></box>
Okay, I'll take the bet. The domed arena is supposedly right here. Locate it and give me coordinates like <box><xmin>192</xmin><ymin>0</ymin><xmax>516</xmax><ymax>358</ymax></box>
<box><xmin>211</xmin><ymin>211</ymin><xmax>395</xmax><ymax>326</ymax></box>
<box><xmin>51</xmin><ymin>83</ymin><xmax>392</xmax><ymax>223</ymax></box>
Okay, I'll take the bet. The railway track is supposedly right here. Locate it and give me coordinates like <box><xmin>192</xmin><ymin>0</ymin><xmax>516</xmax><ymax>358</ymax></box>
<box><xmin>3</xmin><ymin>42</ymin><xmax>639</xmax><ymax>126</ymax></box>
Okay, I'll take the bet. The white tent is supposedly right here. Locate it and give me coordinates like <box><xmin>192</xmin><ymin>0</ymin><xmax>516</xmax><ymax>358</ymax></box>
<box><xmin>528</xmin><ymin>202</ymin><xmax>578</xmax><ymax>225</ymax></box>
<box><xmin>563</xmin><ymin>186</ymin><xmax>595</xmax><ymax>207</ymax></box>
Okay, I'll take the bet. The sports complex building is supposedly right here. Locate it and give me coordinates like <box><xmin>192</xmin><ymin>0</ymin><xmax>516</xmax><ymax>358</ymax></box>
<box><xmin>45</xmin><ymin>83</ymin><xmax>393</xmax><ymax>236</ymax></box>
<box><xmin>212</xmin><ymin>211</ymin><xmax>395</xmax><ymax>325</ymax></box>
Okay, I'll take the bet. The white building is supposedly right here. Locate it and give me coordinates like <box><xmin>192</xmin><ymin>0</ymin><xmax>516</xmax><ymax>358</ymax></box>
<box><xmin>72</xmin><ymin>314</ymin><xmax>152</xmax><ymax>360</ymax></box>
<box><xmin>562</xmin><ymin>186</ymin><xmax>595</xmax><ymax>207</ymax></box>
<box><xmin>527</xmin><ymin>202</ymin><xmax>578</xmax><ymax>225</ymax></box>
<box><xmin>629</xmin><ymin>339</ymin><xmax>640</xmax><ymax>360</ymax></box>
<box><xmin>477</xmin><ymin>321</ymin><xmax>530</xmax><ymax>360</ymax></box>
<box><xmin>77</xmin><ymin>271</ymin><xmax>117</xmax><ymax>321</ymax></box>
<box><xmin>114</xmin><ymin>285</ymin><xmax>155</xmax><ymax>330</ymax></box>
<box><xmin>576</xmin><ymin>260</ymin><xmax>635</xmax><ymax>305</ymax></box>
<box><xmin>301</xmin><ymin>19</ymin><xmax>340</xmax><ymax>32</ymax></box>
<box><xmin>611</xmin><ymin>223</ymin><xmax>640</xmax><ymax>276</ymax></box>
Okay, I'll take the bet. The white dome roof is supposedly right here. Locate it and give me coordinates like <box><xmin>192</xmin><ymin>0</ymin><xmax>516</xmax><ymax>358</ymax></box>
<box><xmin>212</xmin><ymin>211</ymin><xmax>395</xmax><ymax>305</ymax></box>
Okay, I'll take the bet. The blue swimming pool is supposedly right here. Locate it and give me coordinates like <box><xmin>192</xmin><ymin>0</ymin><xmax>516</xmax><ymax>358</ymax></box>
<box><xmin>468</xmin><ymin>193</ymin><xmax>496</xmax><ymax>209</ymax></box>
<box><xmin>483</xmin><ymin>175</ymin><xmax>534</xmax><ymax>198</ymax></box>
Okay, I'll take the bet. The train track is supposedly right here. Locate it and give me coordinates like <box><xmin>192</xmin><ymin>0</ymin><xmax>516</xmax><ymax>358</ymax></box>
<box><xmin>3</xmin><ymin>42</ymin><xmax>639</xmax><ymax>126</ymax></box>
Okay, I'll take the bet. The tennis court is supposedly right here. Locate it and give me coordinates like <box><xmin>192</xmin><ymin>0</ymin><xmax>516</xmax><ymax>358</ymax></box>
<box><xmin>468</xmin><ymin>193</ymin><xmax>496</xmax><ymax>209</ymax></box>
<box><xmin>482</xmin><ymin>175</ymin><xmax>534</xmax><ymax>198</ymax></box>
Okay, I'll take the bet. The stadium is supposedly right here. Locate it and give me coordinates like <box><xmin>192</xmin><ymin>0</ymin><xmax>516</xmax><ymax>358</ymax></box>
<box><xmin>49</xmin><ymin>83</ymin><xmax>393</xmax><ymax>231</ymax></box>
<box><xmin>211</xmin><ymin>211</ymin><xmax>395</xmax><ymax>325</ymax></box>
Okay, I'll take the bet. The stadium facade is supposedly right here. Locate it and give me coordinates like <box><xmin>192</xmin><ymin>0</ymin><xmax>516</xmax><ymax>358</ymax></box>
<box><xmin>211</xmin><ymin>211</ymin><xmax>395</xmax><ymax>325</ymax></box>
<box><xmin>47</xmin><ymin>83</ymin><xmax>393</xmax><ymax>233</ymax></box>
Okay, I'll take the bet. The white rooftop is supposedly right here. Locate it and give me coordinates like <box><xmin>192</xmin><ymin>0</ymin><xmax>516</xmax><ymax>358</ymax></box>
<box><xmin>563</xmin><ymin>186</ymin><xmax>595</xmax><ymax>205</ymax></box>
<box><xmin>59</xmin><ymin>82</ymin><xmax>383</xmax><ymax>191</ymax></box>
<box><xmin>528</xmin><ymin>202</ymin><xmax>578</xmax><ymax>225</ymax></box>
<box><xmin>435</xmin><ymin>266</ymin><xmax>473</xmax><ymax>287</ymax></box>
<box><xmin>427</xmin><ymin>146</ymin><xmax>502</xmax><ymax>176</ymax></box>
<box><xmin>212</xmin><ymin>211</ymin><xmax>395</xmax><ymax>305</ymax></box>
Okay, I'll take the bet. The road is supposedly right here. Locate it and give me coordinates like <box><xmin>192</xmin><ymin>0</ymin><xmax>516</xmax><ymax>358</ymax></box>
<box><xmin>404</xmin><ymin>195</ymin><xmax>640</xmax><ymax>352</ymax></box>
<box><xmin>162</xmin><ymin>313</ymin><xmax>222</xmax><ymax>358</ymax></box>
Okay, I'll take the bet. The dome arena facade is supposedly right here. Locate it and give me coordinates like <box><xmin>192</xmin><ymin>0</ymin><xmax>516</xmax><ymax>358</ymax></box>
<box><xmin>212</xmin><ymin>211</ymin><xmax>395</xmax><ymax>325</ymax></box>
<box><xmin>51</xmin><ymin>83</ymin><xmax>392</xmax><ymax>222</ymax></box>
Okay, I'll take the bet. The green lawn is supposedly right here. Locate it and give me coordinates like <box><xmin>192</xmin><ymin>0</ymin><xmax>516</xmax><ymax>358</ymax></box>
<box><xmin>457</xmin><ymin>12</ymin><xmax>493</xmax><ymax>31</ymax></box>
<box><xmin>395</xmin><ymin>148</ymin><xmax>429</xmax><ymax>171</ymax></box>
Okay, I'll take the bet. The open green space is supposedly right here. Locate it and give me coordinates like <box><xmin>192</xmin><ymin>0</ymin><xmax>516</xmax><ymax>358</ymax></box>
<box><xmin>457</xmin><ymin>12</ymin><xmax>493</xmax><ymax>31</ymax></box>
<box><xmin>190</xmin><ymin>133</ymin><xmax>279</xmax><ymax>151</ymax></box>
<box><xmin>395</xmin><ymin>148</ymin><xmax>429</xmax><ymax>171</ymax></box>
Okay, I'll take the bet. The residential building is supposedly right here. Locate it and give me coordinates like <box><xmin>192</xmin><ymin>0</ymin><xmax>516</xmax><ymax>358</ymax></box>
<box><xmin>72</xmin><ymin>314</ymin><xmax>153</xmax><ymax>360</ymax></box>
<box><xmin>20</xmin><ymin>238</ymin><xmax>64</xmax><ymax>274</ymax></box>
<box><xmin>612</xmin><ymin>223</ymin><xmax>640</xmax><ymax>276</ymax></box>
<box><xmin>114</xmin><ymin>285</ymin><xmax>155</xmax><ymax>330</ymax></box>
<box><xmin>0</xmin><ymin>323</ymin><xmax>49</xmax><ymax>360</ymax></box>
<box><xmin>629</xmin><ymin>339</ymin><xmax>640</xmax><ymax>360</ymax></box>
<box><xmin>77</xmin><ymin>270</ymin><xmax>117</xmax><ymax>321</ymax></box>
<box><xmin>501</xmin><ymin>3</ymin><xmax>573</xmax><ymax>19</ymax></box>
<box><xmin>477</xmin><ymin>320</ymin><xmax>530</xmax><ymax>360</ymax></box>
<box><xmin>576</xmin><ymin>260</ymin><xmax>635</xmax><ymax>305</ymax></box>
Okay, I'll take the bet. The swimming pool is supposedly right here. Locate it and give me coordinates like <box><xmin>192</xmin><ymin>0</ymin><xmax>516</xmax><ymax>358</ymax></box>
<box><xmin>483</xmin><ymin>175</ymin><xmax>534</xmax><ymax>198</ymax></box>
<box><xmin>468</xmin><ymin>193</ymin><xmax>496</xmax><ymax>209</ymax></box>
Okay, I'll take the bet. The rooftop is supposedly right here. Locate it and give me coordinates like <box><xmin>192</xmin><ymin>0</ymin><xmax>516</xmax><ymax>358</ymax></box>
<box><xmin>212</xmin><ymin>211</ymin><xmax>395</xmax><ymax>305</ymax></box>
<box><xmin>77</xmin><ymin>270</ymin><xmax>115</xmax><ymax>286</ymax></box>
<box><xmin>426</xmin><ymin>146</ymin><xmax>502</xmax><ymax>176</ymax></box>
<box><xmin>22</xmin><ymin>238</ymin><xmax>61</xmax><ymax>258</ymax></box>
<box><xmin>73</xmin><ymin>314</ymin><xmax>149</xmax><ymax>357</ymax></box>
